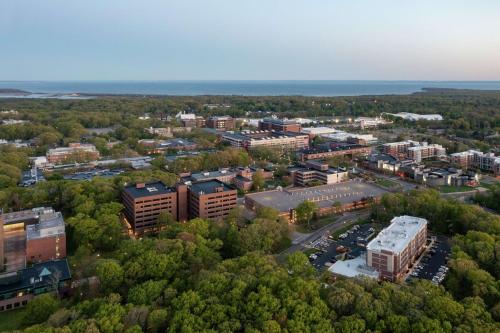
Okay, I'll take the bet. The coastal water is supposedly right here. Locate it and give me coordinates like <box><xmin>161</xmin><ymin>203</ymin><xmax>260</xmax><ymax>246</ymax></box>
<box><xmin>1</xmin><ymin>80</ymin><xmax>500</xmax><ymax>97</ymax></box>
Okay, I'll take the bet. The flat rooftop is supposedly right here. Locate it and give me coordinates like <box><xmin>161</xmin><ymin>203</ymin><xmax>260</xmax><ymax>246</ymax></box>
<box><xmin>328</xmin><ymin>255</ymin><xmax>379</xmax><ymax>279</ymax></box>
<box><xmin>190</xmin><ymin>180</ymin><xmax>235</xmax><ymax>195</ymax></box>
<box><xmin>124</xmin><ymin>182</ymin><xmax>176</xmax><ymax>199</ymax></box>
<box><xmin>26</xmin><ymin>212</ymin><xmax>65</xmax><ymax>240</ymax></box>
<box><xmin>367</xmin><ymin>215</ymin><xmax>427</xmax><ymax>254</ymax></box>
<box><xmin>191</xmin><ymin>169</ymin><xmax>236</xmax><ymax>182</ymax></box>
<box><xmin>245</xmin><ymin>180</ymin><xmax>387</xmax><ymax>212</ymax></box>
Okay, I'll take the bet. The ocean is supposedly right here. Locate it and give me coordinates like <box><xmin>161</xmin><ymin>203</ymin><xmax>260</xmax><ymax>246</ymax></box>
<box><xmin>1</xmin><ymin>80</ymin><xmax>500</xmax><ymax>98</ymax></box>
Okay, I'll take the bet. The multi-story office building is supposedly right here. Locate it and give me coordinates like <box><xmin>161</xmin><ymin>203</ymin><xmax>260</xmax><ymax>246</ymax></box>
<box><xmin>221</xmin><ymin>130</ymin><xmax>309</xmax><ymax>151</ymax></box>
<box><xmin>291</xmin><ymin>160</ymin><xmax>349</xmax><ymax>186</ymax></box>
<box><xmin>206</xmin><ymin>116</ymin><xmax>235</xmax><ymax>131</ymax></box>
<box><xmin>122</xmin><ymin>182</ymin><xmax>179</xmax><ymax>234</ymax></box>
<box><xmin>300</xmin><ymin>143</ymin><xmax>372</xmax><ymax>161</ymax></box>
<box><xmin>46</xmin><ymin>143</ymin><xmax>100</xmax><ymax>164</ymax></box>
<box><xmin>188</xmin><ymin>180</ymin><xmax>237</xmax><ymax>220</ymax></box>
<box><xmin>407</xmin><ymin>144</ymin><xmax>446</xmax><ymax>162</ymax></box>
<box><xmin>26</xmin><ymin>211</ymin><xmax>66</xmax><ymax>263</ymax></box>
<box><xmin>366</xmin><ymin>216</ymin><xmax>427</xmax><ymax>281</ymax></box>
<box><xmin>258</xmin><ymin>118</ymin><xmax>301</xmax><ymax>133</ymax></box>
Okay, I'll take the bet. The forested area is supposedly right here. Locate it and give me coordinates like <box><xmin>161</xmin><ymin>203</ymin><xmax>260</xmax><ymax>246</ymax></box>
<box><xmin>0</xmin><ymin>92</ymin><xmax>499</xmax><ymax>332</ymax></box>
<box><xmin>0</xmin><ymin>181</ymin><xmax>497</xmax><ymax>332</ymax></box>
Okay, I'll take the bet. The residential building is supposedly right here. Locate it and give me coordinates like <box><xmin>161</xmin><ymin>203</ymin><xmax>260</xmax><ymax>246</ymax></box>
<box><xmin>221</xmin><ymin>130</ymin><xmax>309</xmax><ymax>151</ymax></box>
<box><xmin>122</xmin><ymin>182</ymin><xmax>179</xmax><ymax>234</ymax></box>
<box><xmin>46</xmin><ymin>143</ymin><xmax>100</xmax><ymax>164</ymax></box>
<box><xmin>407</xmin><ymin>143</ymin><xmax>446</xmax><ymax>162</ymax></box>
<box><xmin>382</xmin><ymin>140</ymin><xmax>420</xmax><ymax>157</ymax></box>
<box><xmin>206</xmin><ymin>116</ymin><xmax>235</xmax><ymax>131</ymax></box>
<box><xmin>188</xmin><ymin>180</ymin><xmax>237</xmax><ymax>220</ymax></box>
<box><xmin>450</xmin><ymin>150</ymin><xmax>500</xmax><ymax>176</ymax></box>
<box><xmin>26</xmin><ymin>211</ymin><xmax>66</xmax><ymax>263</ymax></box>
<box><xmin>258</xmin><ymin>118</ymin><xmax>301</xmax><ymax>133</ymax></box>
<box><xmin>366</xmin><ymin>216</ymin><xmax>427</xmax><ymax>281</ymax></box>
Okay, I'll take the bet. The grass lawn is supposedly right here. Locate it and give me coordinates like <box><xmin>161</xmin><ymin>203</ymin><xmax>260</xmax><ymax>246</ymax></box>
<box><xmin>0</xmin><ymin>308</ymin><xmax>26</xmax><ymax>332</ymax></box>
<box><xmin>376</xmin><ymin>178</ymin><xmax>399</xmax><ymax>188</ymax></box>
<box><xmin>439</xmin><ymin>185</ymin><xmax>475</xmax><ymax>193</ymax></box>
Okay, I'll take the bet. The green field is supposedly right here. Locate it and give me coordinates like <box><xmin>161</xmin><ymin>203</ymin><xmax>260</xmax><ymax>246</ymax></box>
<box><xmin>439</xmin><ymin>185</ymin><xmax>475</xmax><ymax>193</ymax></box>
<box><xmin>0</xmin><ymin>308</ymin><xmax>26</xmax><ymax>332</ymax></box>
<box><xmin>375</xmin><ymin>178</ymin><xmax>399</xmax><ymax>188</ymax></box>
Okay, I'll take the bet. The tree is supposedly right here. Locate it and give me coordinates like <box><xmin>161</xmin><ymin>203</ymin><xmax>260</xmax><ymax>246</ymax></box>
<box><xmin>23</xmin><ymin>293</ymin><xmax>60</xmax><ymax>325</ymax></box>
<box><xmin>147</xmin><ymin>309</ymin><xmax>169</xmax><ymax>333</ymax></box>
<box><xmin>295</xmin><ymin>200</ymin><xmax>318</xmax><ymax>229</ymax></box>
<box><xmin>156</xmin><ymin>211</ymin><xmax>174</xmax><ymax>232</ymax></box>
<box><xmin>251</xmin><ymin>170</ymin><xmax>265</xmax><ymax>191</ymax></box>
<box><xmin>96</xmin><ymin>260</ymin><xmax>124</xmax><ymax>293</ymax></box>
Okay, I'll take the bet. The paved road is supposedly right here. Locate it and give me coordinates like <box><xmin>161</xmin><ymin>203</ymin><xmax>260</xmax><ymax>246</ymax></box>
<box><xmin>279</xmin><ymin>209</ymin><xmax>371</xmax><ymax>257</ymax></box>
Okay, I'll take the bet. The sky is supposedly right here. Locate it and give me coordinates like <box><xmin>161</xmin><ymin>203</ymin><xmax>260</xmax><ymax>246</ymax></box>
<box><xmin>1</xmin><ymin>0</ymin><xmax>500</xmax><ymax>81</ymax></box>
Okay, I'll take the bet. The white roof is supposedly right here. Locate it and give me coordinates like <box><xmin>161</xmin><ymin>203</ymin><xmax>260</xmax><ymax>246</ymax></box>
<box><xmin>301</xmin><ymin>127</ymin><xmax>338</xmax><ymax>135</ymax></box>
<box><xmin>367</xmin><ymin>215</ymin><xmax>427</xmax><ymax>254</ymax></box>
<box><xmin>328</xmin><ymin>256</ymin><xmax>379</xmax><ymax>279</ymax></box>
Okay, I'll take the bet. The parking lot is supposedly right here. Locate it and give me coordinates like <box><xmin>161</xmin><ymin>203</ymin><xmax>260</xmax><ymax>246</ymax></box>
<box><xmin>63</xmin><ymin>168</ymin><xmax>125</xmax><ymax>181</ymax></box>
<box><xmin>307</xmin><ymin>223</ymin><xmax>376</xmax><ymax>270</ymax></box>
<box><xmin>407</xmin><ymin>235</ymin><xmax>451</xmax><ymax>284</ymax></box>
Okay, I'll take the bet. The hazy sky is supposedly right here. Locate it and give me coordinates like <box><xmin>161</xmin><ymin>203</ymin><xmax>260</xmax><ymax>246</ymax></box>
<box><xmin>1</xmin><ymin>0</ymin><xmax>500</xmax><ymax>80</ymax></box>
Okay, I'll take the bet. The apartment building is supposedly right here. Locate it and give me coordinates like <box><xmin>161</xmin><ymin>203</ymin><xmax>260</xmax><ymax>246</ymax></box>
<box><xmin>188</xmin><ymin>180</ymin><xmax>237</xmax><ymax>220</ymax></box>
<box><xmin>46</xmin><ymin>143</ymin><xmax>100</xmax><ymax>164</ymax></box>
<box><xmin>450</xmin><ymin>150</ymin><xmax>500</xmax><ymax>176</ymax></box>
<box><xmin>407</xmin><ymin>144</ymin><xmax>446</xmax><ymax>162</ymax></box>
<box><xmin>366</xmin><ymin>216</ymin><xmax>427</xmax><ymax>281</ymax></box>
<box><xmin>122</xmin><ymin>182</ymin><xmax>179</xmax><ymax>234</ymax></box>
<box><xmin>206</xmin><ymin>116</ymin><xmax>235</xmax><ymax>131</ymax></box>
<box><xmin>382</xmin><ymin>140</ymin><xmax>420</xmax><ymax>157</ymax></box>
<box><xmin>258</xmin><ymin>118</ymin><xmax>301</xmax><ymax>133</ymax></box>
<box><xmin>221</xmin><ymin>130</ymin><xmax>309</xmax><ymax>151</ymax></box>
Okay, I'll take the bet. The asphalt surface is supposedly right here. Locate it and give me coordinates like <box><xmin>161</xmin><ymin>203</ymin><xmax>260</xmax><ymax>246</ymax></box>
<box><xmin>408</xmin><ymin>235</ymin><xmax>451</xmax><ymax>282</ymax></box>
<box><xmin>280</xmin><ymin>209</ymin><xmax>371</xmax><ymax>257</ymax></box>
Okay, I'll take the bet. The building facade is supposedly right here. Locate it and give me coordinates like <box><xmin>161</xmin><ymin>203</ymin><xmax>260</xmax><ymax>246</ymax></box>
<box><xmin>366</xmin><ymin>216</ymin><xmax>427</xmax><ymax>281</ymax></box>
<box><xmin>258</xmin><ymin>118</ymin><xmax>301</xmax><ymax>133</ymax></box>
<box><xmin>46</xmin><ymin>143</ymin><xmax>100</xmax><ymax>164</ymax></box>
<box><xmin>122</xmin><ymin>182</ymin><xmax>179</xmax><ymax>234</ymax></box>
<box><xmin>221</xmin><ymin>130</ymin><xmax>309</xmax><ymax>151</ymax></box>
<box><xmin>206</xmin><ymin>116</ymin><xmax>235</xmax><ymax>131</ymax></box>
<box><xmin>188</xmin><ymin>180</ymin><xmax>237</xmax><ymax>219</ymax></box>
<box><xmin>26</xmin><ymin>211</ymin><xmax>66</xmax><ymax>263</ymax></box>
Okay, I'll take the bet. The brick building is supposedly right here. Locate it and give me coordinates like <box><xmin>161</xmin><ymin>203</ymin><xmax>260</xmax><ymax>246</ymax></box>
<box><xmin>300</xmin><ymin>143</ymin><xmax>372</xmax><ymax>161</ymax></box>
<box><xmin>291</xmin><ymin>160</ymin><xmax>349</xmax><ymax>187</ymax></box>
<box><xmin>46</xmin><ymin>143</ymin><xmax>100</xmax><ymax>164</ymax></box>
<box><xmin>26</xmin><ymin>211</ymin><xmax>66</xmax><ymax>263</ymax></box>
<box><xmin>221</xmin><ymin>130</ymin><xmax>309</xmax><ymax>151</ymax></box>
<box><xmin>366</xmin><ymin>216</ymin><xmax>427</xmax><ymax>281</ymax></box>
<box><xmin>122</xmin><ymin>180</ymin><xmax>237</xmax><ymax>234</ymax></box>
<box><xmin>258</xmin><ymin>118</ymin><xmax>301</xmax><ymax>133</ymax></box>
<box><xmin>206</xmin><ymin>116</ymin><xmax>235</xmax><ymax>131</ymax></box>
<box><xmin>122</xmin><ymin>182</ymin><xmax>179</xmax><ymax>234</ymax></box>
<box><xmin>188</xmin><ymin>180</ymin><xmax>237</xmax><ymax>219</ymax></box>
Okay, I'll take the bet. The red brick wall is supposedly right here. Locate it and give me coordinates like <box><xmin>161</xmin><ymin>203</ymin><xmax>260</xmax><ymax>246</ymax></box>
<box><xmin>26</xmin><ymin>235</ymin><xmax>66</xmax><ymax>263</ymax></box>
